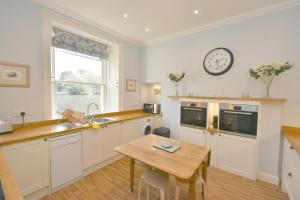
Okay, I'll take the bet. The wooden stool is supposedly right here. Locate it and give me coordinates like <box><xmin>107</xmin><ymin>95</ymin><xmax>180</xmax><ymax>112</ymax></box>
<box><xmin>175</xmin><ymin>176</ymin><xmax>207</xmax><ymax>200</ymax></box>
<box><xmin>138</xmin><ymin>170</ymin><xmax>170</xmax><ymax>200</ymax></box>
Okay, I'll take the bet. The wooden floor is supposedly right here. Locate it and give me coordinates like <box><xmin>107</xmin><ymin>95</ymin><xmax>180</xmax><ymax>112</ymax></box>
<box><xmin>42</xmin><ymin>158</ymin><xmax>288</xmax><ymax>200</ymax></box>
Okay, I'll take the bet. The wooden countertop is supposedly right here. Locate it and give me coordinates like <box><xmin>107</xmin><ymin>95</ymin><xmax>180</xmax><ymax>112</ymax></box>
<box><xmin>0</xmin><ymin>153</ymin><xmax>23</xmax><ymax>200</ymax></box>
<box><xmin>168</xmin><ymin>96</ymin><xmax>287</xmax><ymax>103</ymax></box>
<box><xmin>282</xmin><ymin>126</ymin><xmax>300</xmax><ymax>155</ymax></box>
<box><xmin>0</xmin><ymin>110</ymin><xmax>157</xmax><ymax>146</ymax></box>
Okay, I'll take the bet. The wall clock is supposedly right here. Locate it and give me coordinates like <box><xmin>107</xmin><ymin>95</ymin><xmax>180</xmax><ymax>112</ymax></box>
<box><xmin>203</xmin><ymin>47</ymin><xmax>234</xmax><ymax>76</ymax></box>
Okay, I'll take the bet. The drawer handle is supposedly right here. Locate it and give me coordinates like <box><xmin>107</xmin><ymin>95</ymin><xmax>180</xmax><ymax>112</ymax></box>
<box><xmin>288</xmin><ymin>172</ymin><xmax>293</xmax><ymax>178</ymax></box>
<box><xmin>290</xmin><ymin>145</ymin><xmax>294</xmax><ymax>150</ymax></box>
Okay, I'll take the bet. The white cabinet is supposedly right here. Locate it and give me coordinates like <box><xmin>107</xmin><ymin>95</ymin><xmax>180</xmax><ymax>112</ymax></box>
<box><xmin>206</xmin><ymin>132</ymin><xmax>219</xmax><ymax>167</ymax></box>
<box><xmin>218</xmin><ymin>133</ymin><xmax>256</xmax><ymax>179</ymax></box>
<box><xmin>282</xmin><ymin>138</ymin><xmax>300</xmax><ymax>200</ymax></box>
<box><xmin>82</xmin><ymin>129</ymin><xmax>103</xmax><ymax>169</ymax></box>
<box><xmin>103</xmin><ymin>123</ymin><xmax>121</xmax><ymax>160</ymax></box>
<box><xmin>1</xmin><ymin>139</ymin><xmax>49</xmax><ymax>196</ymax></box>
<box><xmin>179</xmin><ymin>126</ymin><xmax>206</xmax><ymax>146</ymax></box>
<box><xmin>120</xmin><ymin>119</ymin><xmax>140</xmax><ymax>144</ymax></box>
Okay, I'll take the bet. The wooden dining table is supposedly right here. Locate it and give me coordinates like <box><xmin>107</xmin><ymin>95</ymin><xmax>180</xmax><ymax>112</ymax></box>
<box><xmin>114</xmin><ymin>134</ymin><xmax>211</xmax><ymax>200</ymax></box>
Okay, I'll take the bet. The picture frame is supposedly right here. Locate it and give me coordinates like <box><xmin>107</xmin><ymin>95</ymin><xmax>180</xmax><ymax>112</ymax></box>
<box><xmin>126</xmin><ymin>79</ymin><xmax>136</xmax><ymax>92</ymax></box>
<box><xmin>0</xmin><ymin>62</ymin><xmax>30</xmax><ymax>88</ymax></box>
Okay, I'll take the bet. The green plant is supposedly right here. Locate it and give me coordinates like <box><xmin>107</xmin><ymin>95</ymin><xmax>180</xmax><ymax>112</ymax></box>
<box><xmin>168</xmin><ymin>72</ymin><xmax>185</xmax><ymax>82</ymax></box>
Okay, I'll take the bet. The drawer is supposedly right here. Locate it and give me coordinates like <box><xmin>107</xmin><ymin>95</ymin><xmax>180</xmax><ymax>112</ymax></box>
<box><xmin>284</xmin><ymin>138</ymin><xmax>300</xmax><ymax>171</ymax></box>
<box><xmin>284</xmin><ymin>159</ymin><xmax>300</xmax><ymax>200</ymax></box>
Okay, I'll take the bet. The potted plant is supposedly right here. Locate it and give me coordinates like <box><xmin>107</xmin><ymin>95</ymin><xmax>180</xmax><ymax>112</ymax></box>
<box><xmin>168</xmin><ymin>72</ymin><xmax>185</xmax><ymax>96</ymax></box>
<box><xmin>249</xmin><ymin>62</ymin><xmax>294</xmax><ymax>97</ymax></box>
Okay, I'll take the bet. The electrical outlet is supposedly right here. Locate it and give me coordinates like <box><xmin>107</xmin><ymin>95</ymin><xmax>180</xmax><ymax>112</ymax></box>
<box><xmin>12</xmin><ymin>109</ymin><xmax>32</xmax><ymax>118</ymax></box>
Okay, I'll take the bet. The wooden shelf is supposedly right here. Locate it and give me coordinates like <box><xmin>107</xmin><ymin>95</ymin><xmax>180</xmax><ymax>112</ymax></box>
<box><xmin>168</xmin><ymin>96</ymin><xmax>287</xmax><ymax>103</ymax></box>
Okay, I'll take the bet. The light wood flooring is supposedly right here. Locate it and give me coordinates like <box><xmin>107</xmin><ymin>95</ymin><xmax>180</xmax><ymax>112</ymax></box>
<box><xmin>42</xmin><ymin>158</ymin><xmax>288</xmax><ymax>200</ymax></box>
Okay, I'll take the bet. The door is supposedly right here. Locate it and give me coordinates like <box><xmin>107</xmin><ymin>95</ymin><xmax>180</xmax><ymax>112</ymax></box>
<box><xmin>179</xmin><ymin>126</ymin><xmax>206</xmax><ymax>146</ymax></box>
<box><xmin>83</xmin><ymin>129</ymin><xmax>103</xmax><ymax>169</ymax></box>
<box><xmin>103</xmin><ymin>123</ymin><xmax>121</xmax><ymax>160</ymax></box>
<box><xmin>120</xmin><ymin>119</ymin><xmax>139</xmax><ymax>144</ymax></box>
<box><xmin>218</xmin><ymin>133</ymin><xmax>256</xmax><ymax>179</ymax></box>
<box><xmin>1</xmin><ymin>139</ymin><xmax>49</xmax><ymax>196</ymax></box>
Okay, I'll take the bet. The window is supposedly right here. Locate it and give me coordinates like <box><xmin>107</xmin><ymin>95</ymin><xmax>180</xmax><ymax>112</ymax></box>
<box><xmin>51</xmin><ymin>48</ymin><xmax>106</xmax><ymax>118</ymax></box>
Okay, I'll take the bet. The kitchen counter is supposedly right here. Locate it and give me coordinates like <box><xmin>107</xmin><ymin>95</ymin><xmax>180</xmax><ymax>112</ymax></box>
<box><xmin>0</xmin><ymin>109</ymin><xmax>157</xmax><ymax>146</ymax></box>
<box><xmin>0</xmin><ymin>153</ymin><xmax>23</xmax><ymax>200</ymax></box>
<box><xmin>282</xmin><ymin>126</ymin><xmax>300</xmax><ymax>155</ymax></box>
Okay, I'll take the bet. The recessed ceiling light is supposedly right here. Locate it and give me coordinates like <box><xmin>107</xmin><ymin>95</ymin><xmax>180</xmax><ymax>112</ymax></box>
<box><xmin>194</xmin><ymin>10</ymin><xmax>199</xmax><ymax>15</ymax></box>
<box><xmin>123</xmin><ymin>13</ymin><xmax>128</xmax><ymax>18</ymax></box>
<box><xmin>145</xmin><ymin>27</ymin><xmax>150</xmax><ymax>32</ymax></box>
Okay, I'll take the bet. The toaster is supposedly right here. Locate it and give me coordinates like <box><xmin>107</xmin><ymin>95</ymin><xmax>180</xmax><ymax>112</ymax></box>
<box><xmin>0</xmin><ymin>120</ymin><xmax>12</xmax><ymax>134</ymax></box>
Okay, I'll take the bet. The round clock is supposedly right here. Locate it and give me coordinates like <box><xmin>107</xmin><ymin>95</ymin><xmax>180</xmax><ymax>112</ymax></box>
<box><xmin>203</xmin><ymin>47</ymin><xmax>234</xmax><ymax>76</ymax></box>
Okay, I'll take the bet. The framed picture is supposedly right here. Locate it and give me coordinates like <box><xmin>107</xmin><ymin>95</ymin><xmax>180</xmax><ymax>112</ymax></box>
<box><xmin>126</xmin><ymin>79</ymin><xmax>136</xmax><ymax>91</ymax></box>
<box><xmin>0</xmin><ymin>62</ymin><xmax>30</xmax><ymax>88</ymax></box>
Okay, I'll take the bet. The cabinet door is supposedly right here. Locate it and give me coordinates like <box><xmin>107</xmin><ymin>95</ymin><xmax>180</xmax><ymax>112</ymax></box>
<box><xmin>153</xmin><ymin>116</ymin><xmax>162</xmax><ymax>128</ymax></box>
<box><xmin>218</xmin><ymin>133</ymin><xmax>256</xmax><ymax>179</ymax></box>
<box><xmin>206</xmin><ymin>132</ymin><xmax>218</xmax><ymax>167</ymax></box>
<box><xmin>1</xmin><ymin>139</ymin><xmax>49</xmax><ymax>196</ymax></box>
<box><xmin>121</xmin><ymin>119</ymin><xmax>140</xmax><ymax>144</ymax></box>
<box><xmin>179</xmin><ymin>126</ymin><xmax>206</xmax><ymax>146</ymax></box>
<box><xmin>103</xmin><ymin>123</ymin><xmax>121</xmax><ymax>160</ymax></box>
<box><xmin>82</xmin><ymin>129</ymin><xmax>103</xmax><ymax>169</ymax></box>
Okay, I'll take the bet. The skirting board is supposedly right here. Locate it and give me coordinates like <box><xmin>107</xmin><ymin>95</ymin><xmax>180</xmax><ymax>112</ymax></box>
<box><xmin>256</xmin><ymin>171</ymin><xmax>280</xmax><ymax>185</ymax></box>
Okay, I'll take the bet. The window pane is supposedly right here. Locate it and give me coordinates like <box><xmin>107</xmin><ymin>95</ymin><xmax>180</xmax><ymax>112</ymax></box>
<box><xmin>53</xmin><ymin>82</ymin><xmax>104</xmax><ymax>118</ymax></box>
<box><xmin>54</xmin><ymin>48</ymin><xmax>104</xmax><ymax>84</ymax></box>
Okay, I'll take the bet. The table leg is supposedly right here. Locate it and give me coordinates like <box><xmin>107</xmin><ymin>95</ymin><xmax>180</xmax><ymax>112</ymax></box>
<box><xmin>188</xmin><ymin>172</ymin><xmax>197</xmax><ymax>200</ymax></box>
<box><xmin>130</xmin><ymin>158</ymin><xmax>135</xmax><ymax>192</ymax></box>
<box><xmin>202</xmin><ymin>150</ymin><xmax>210</xmax><ymax>184</ymax></box>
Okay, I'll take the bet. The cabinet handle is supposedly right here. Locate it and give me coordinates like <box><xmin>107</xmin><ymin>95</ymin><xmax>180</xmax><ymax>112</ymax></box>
<box><xmin>290</xmin><ymin>145</ymin><xmax>294</xmax><ymax>150</ymax></box>
<box><xmin>288</xmin><ymin>172</ymin><xmax>293</xmax><ymax>178</ymax></box>
<box><xmin>219</xmin><ymin>134</ymin><xmax>222</xmax><ymax>136</ymax></box>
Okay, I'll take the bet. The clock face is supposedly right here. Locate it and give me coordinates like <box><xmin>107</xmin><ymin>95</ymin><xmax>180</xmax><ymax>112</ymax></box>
<box><xmin>203</xmin><ymin>48</ymin><xmax>234</xmax><ymax>76</ymax></box>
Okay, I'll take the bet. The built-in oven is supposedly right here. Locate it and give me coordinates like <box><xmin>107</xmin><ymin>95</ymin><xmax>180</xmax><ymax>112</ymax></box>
<box><xmin>180</xmin><ymin>102</ymin><xmax>208</xmax><ymax>129</ymax></box>
<box><xmin>219</xmin><ymin>104</ymin><xmax>258</xmax><ymax>138</ymax></box>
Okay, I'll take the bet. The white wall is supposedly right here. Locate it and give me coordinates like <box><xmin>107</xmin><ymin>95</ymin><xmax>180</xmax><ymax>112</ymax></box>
<box><xmin>0</xmin><ymin>0</ymin><xmax>141</xmax><ymax>122</ymax></box>
<box><xmin>142</xmin><ymin>6</ymin><xmax>300</xmax><ymax>132</ymax></box>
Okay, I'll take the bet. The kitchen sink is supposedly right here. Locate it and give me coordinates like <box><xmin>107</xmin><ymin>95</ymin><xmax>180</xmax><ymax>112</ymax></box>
<box><xmin>93</xmin><ymin>117</ymin><xmax>115</xmax><ymax>123</ymax></box>
<box><xmin>57</xmin><ymin>122</ymin><xmax>84</xmax><ymax>129</ymax></box>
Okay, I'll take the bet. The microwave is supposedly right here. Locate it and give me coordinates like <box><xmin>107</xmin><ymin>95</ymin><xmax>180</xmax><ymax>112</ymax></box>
<box><xmin>219</xmin><ymin>104</ymin><xmax>258</xmax><ymax>138</ymax></box>
<box><xmin>143</xmin><ymin>103</ymin><xmax>161</xmax><ymax>114</ymax></box>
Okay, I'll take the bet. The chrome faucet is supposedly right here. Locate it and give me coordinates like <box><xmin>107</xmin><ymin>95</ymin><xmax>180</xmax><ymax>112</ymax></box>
<box><xmin>86</xmin><ymin>103</ymin><xmax>99</xmax><ymax>123</ymax></box>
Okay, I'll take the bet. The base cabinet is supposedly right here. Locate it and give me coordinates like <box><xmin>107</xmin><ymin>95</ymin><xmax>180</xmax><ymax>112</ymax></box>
<box><xmin>179</xmin><ymin>126</ymin><xmax>206</xmax><ymax>146</ymax></box>
<box><xmin>218</xmin><ymin>133</ymin><xmax>256</xmax><ymax>179</ymax></box>
<box><xmin>83</xmin><ymin>129</ymin><xmax>103</xmax><ymax>169</ymax></box>
<box><xmin>103</xmin><ymin>123</ymin><xmax>121</xmax><ymax>160</ymax></box>
<box><xmin>121</xmin><ymin>119</ymin><xmax>140</xmax><ymax>144</ymax></box>
<box><xmin>1</xmin><ymin>139</ymin><xmax>49</xmax><ymax>196</ymax></box>
<box><xmin>281</xmin><ymin>138</ymin><xmax>300</xmax><ymax>200</ymax></box>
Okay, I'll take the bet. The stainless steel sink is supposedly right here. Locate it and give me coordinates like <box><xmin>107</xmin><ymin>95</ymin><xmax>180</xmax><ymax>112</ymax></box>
<box><xmin>57</xmin><ymin>122</ymin><xmax>83</xmax><ymax>129</ymax></box>
<box><xmin>93</xmin><ymin>117</ymin><xmax>115</xmax><ymax>123</ymax></box>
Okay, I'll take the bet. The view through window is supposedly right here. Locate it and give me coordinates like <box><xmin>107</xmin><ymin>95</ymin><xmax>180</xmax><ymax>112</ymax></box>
<box><xmin>51</xmin><ymin>48</ymin><xmax>106</xmax><ymax>118</ymax></box>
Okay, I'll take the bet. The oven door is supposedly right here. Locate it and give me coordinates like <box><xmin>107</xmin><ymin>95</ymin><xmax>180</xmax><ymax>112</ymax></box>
<box><xmin>219</xmin><ymin>110</ymin><xmax>258</xmax><ymax>138</ymax></box>
<box><xmin>180</xmin><ymin>107</ymin><xmax>207</xmax><ymax>128</ymax></box>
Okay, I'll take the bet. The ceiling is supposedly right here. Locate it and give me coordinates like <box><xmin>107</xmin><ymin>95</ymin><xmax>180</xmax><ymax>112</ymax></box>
<box><xmin>33</xmin><ymin>0</ymin><xmax>294</xmax><ymax>44</ymax></box>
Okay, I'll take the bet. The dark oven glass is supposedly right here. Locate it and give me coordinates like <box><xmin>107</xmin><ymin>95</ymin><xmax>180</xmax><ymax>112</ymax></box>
<box><xmin>181</xmin><ymin>107</ymin><xmax>207</xmax><ymax>128</ymax></box>
<box><xmin>219</xmin><ymin>110</ymin><xmax>258</xmax><ymax>136</ymax></box>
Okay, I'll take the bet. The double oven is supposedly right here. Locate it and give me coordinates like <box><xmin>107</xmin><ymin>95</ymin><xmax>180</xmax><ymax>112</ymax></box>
<box><xmin>180</xmin><ymin>102</ymin><xmax>259</xmax><ymax>138</ymax></box>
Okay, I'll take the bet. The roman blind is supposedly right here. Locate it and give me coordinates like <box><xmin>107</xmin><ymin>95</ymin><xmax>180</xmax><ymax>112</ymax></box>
<box><xmin>52</xmin><ymin>27</ymin><xmax>109</xmax><ymax>59</ymax></box>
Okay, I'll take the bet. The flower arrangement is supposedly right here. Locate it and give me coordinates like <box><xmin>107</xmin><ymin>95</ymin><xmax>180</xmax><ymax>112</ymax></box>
<box><xmin>168</xmin><ymin>72</ymin><xmax>185</xmax><ymax>95</ymax></box>
<box><xmin>249</xmin><ymin>62</ymin><xmax>294</xmax><ymax>97</ymax></box>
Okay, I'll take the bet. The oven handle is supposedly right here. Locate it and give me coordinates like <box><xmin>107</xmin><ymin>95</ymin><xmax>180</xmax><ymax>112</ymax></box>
<box><xmin>224</xmin><ymin>111</ymin><xmax>253</xmax><ymax>115</ymax></box>
<box><xmin>183</xmin><ymin>107</ymin><xmax>203</xmax><ymax>111</ymax></box>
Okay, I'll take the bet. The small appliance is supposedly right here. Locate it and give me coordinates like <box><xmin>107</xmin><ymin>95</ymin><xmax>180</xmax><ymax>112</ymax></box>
<box><xmin>143</xmin><ymin>103</ymin><xmax>161</xmax><ymax>114</ymax></box>
<box><xmin>0</xmin><ymin>120</ymin><xmax>12</xmax><ymax>134</ymax></box>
